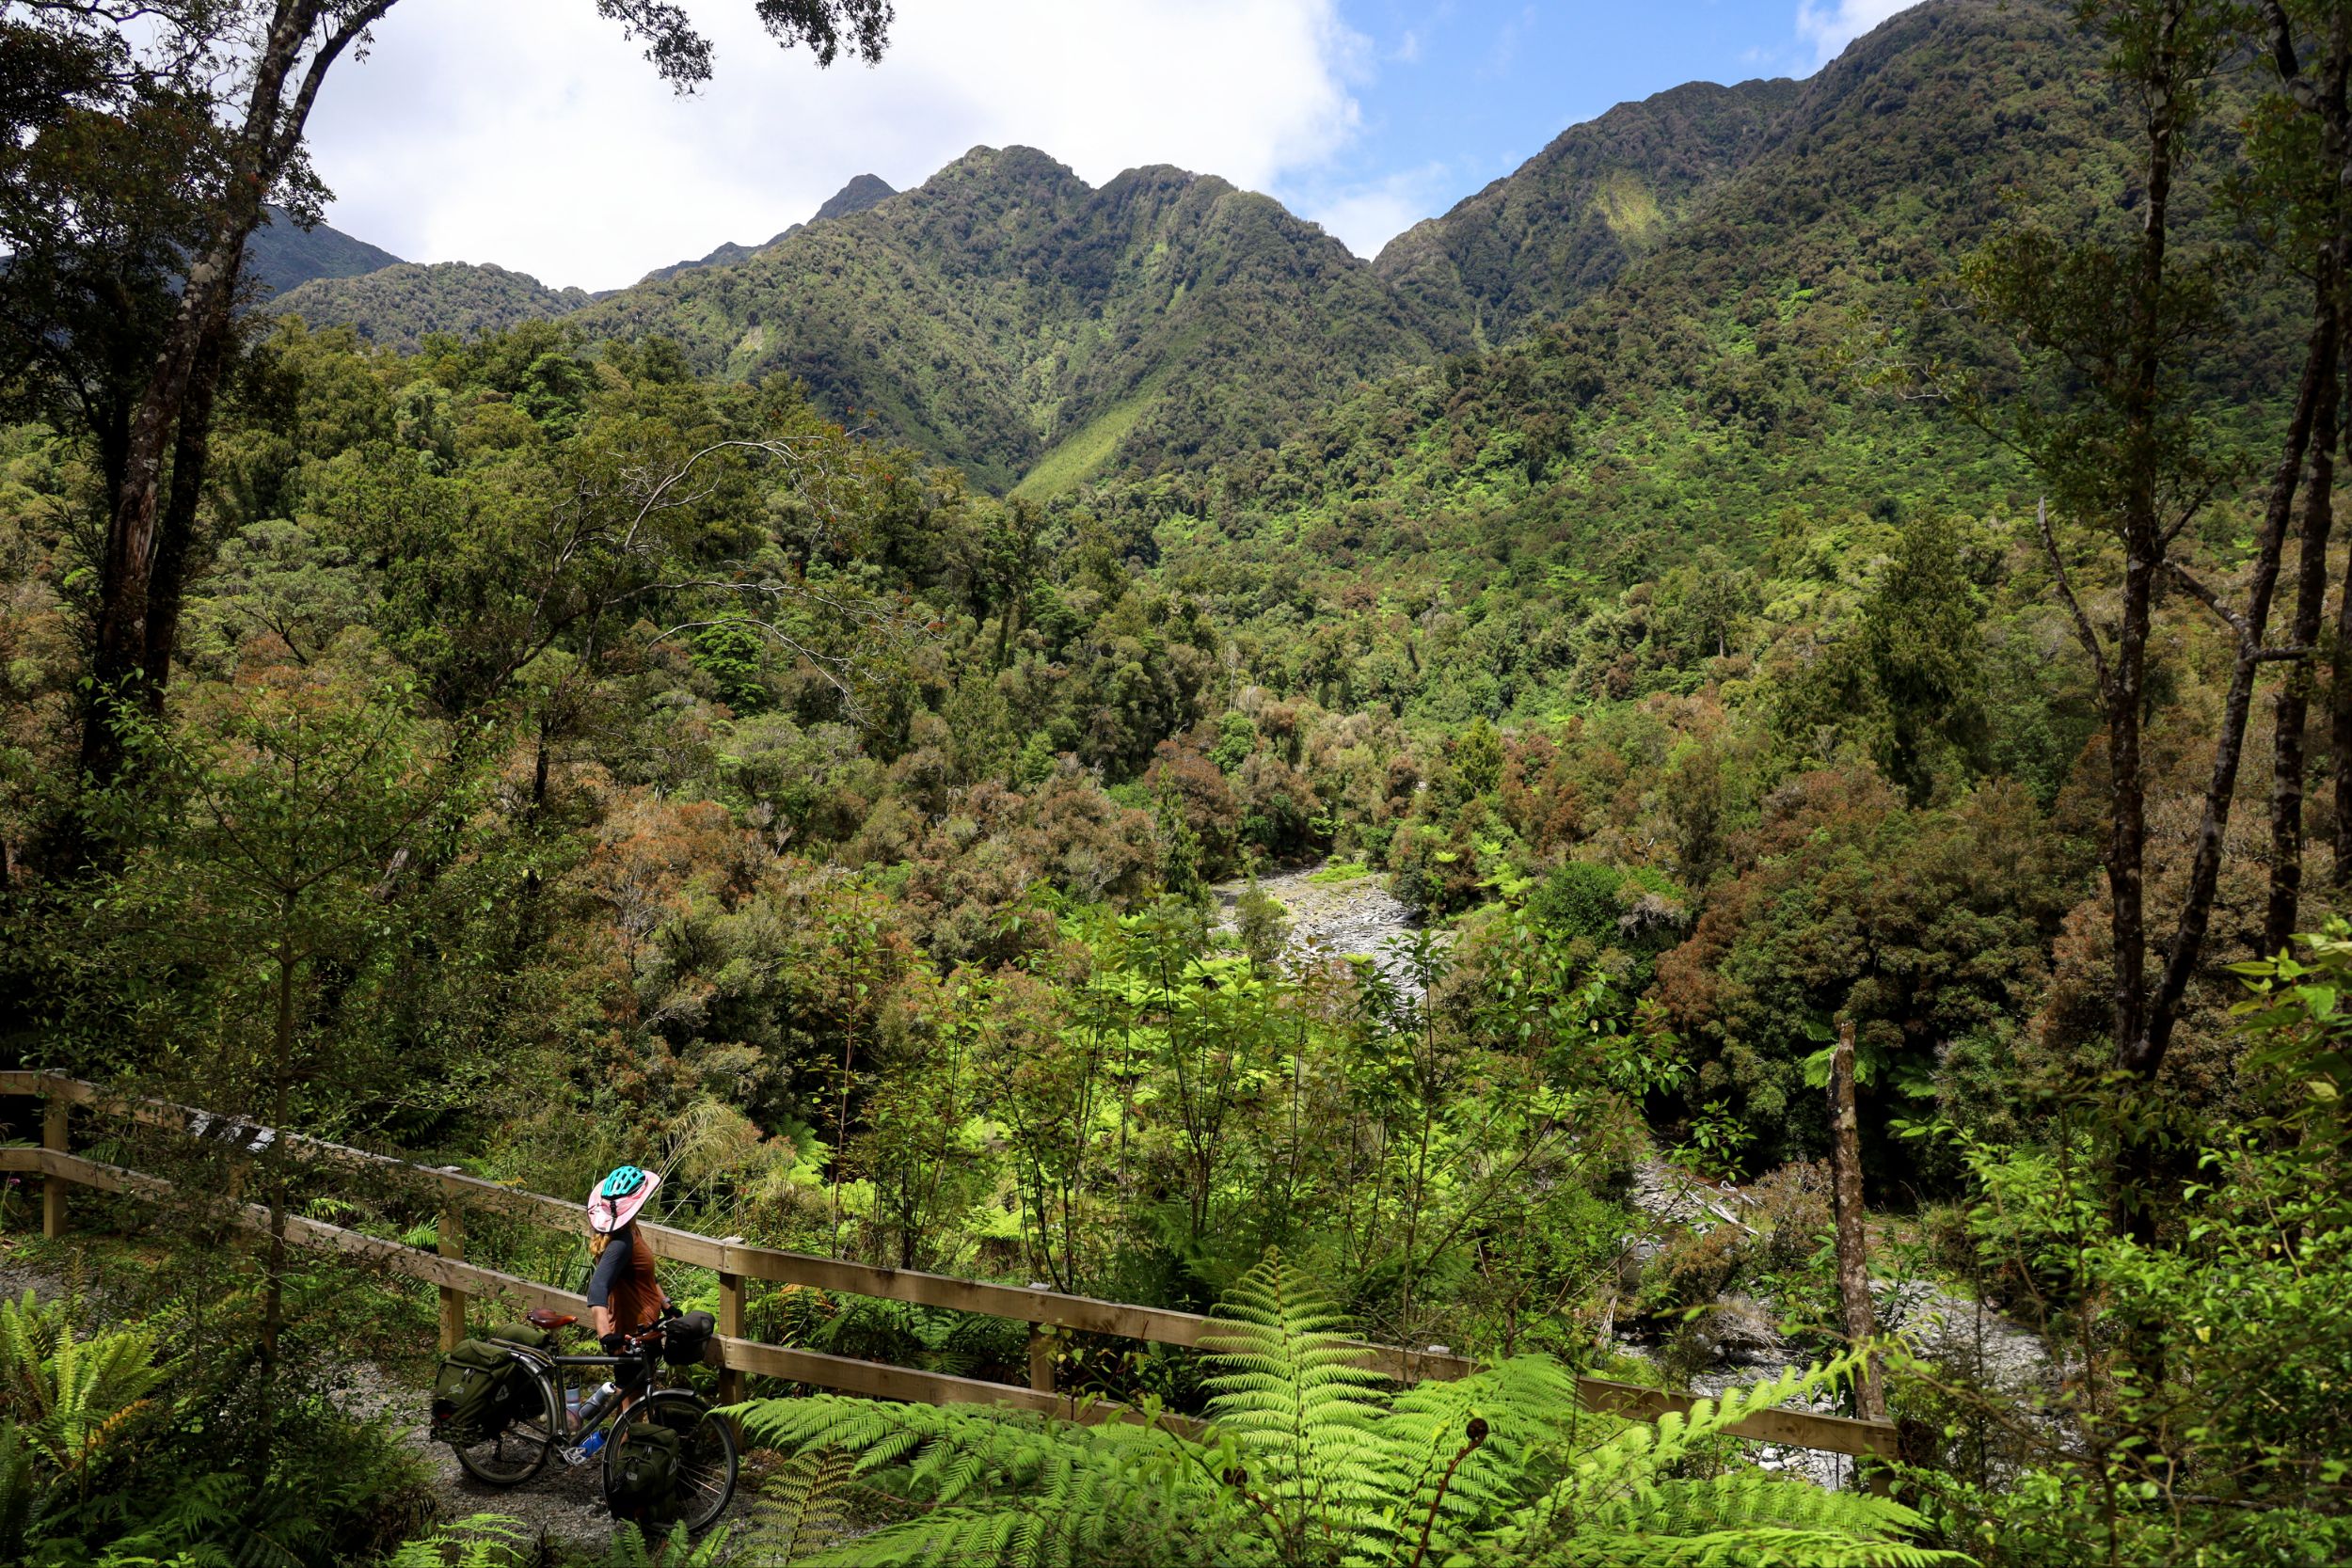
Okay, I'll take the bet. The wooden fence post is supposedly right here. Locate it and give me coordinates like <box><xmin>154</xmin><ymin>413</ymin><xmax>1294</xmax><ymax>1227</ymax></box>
<box><xmin>717</xmin><ymin>1253</ymin><xmax>746</xmax><ymax>1408</ymax></box>
<box><xmin>41</xmin><ymin>1093</ymin><xmax>68</xmax><ymax>1239</ymax></box>
<box><xmin>1028</xmin><ymin>1325</ymin><xmax>1056</xmax><ymax>1399</ymax></box>
<box><xmin>437</xmin><ymin>1190</ymin><xmax>468</xmax><ymax>1352</ymax></box>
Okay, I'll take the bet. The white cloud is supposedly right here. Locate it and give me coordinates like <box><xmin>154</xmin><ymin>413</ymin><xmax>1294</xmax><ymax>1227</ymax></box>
<box><xmin>1795</xmin><ymin>0</ymin><xmax>1920</xmax><ymax>67</ymax></box>
<box><xmin>1295</xmin><ymin>163</ymin><xmax>1457</xmax><ymax>261</ymax></box>
<box><xmin>302</xmin><ymin>0</ymin><xmax>1368</xmax><ymax>291</ymax></box>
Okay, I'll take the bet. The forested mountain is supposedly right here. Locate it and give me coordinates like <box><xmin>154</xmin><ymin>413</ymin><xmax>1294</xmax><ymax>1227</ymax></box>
<box><xmin>251</xmin><ymin>0</ymin><xmax>2158</xmax><ymax>501</ymax></box>
<box><xmin>266</xmin><ymin>260</ymin><xmax>591</xmax><ymax>350</ymax></box>
<box><xmin>1113</xmin><ymin>0</ymin><xmax>2273</xmax><ymax>731</ymax></box>
<box><xmin>1373</xmin><ymin>76</ymin><xmax>1799</xmax><ymax>342</ymax></box>
<box><xmin>812</xmin><ymin>170</ymin><xmax>896</xmax><ymax>221</ymax></box>
<box><xmin>571</xmin><ymin>146</ymin><xmax>1453</xmax><ymax>491</ymax></box>
<box><xmin>629</xmin><ymin>171</ymin><xmax>898</xmax><ymax>286</ymax></box>
<box><xmin>241</xmin><ymin>205</ymin><xmax>404</xmax><ymax>295</ymax></box>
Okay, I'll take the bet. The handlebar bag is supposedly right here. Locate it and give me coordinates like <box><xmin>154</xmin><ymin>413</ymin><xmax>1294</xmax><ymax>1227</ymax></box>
<box><xmin>661</xmin><ymin>1309</ymin><xmax>717</xmax><ymax>1368</ymax></box>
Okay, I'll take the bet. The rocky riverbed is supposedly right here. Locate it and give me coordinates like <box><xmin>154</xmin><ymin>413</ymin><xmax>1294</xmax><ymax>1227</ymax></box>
<box><xmin>1212</xmin><ymin>864</ymin><xmax>2057</xmax><ymax>1487</ymax></box>
<box><xmin>1210</xmin><ymin>862</ymin><xmax>1429</xmax><ymax>990</ymax></box>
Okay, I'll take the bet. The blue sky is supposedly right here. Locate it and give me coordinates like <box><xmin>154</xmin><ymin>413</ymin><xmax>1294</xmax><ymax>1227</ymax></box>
<box><xmin>305</xmin><ymin>1</ymin><xmax>1915</xmax><ymax>291</ymax></box>
<box><xmin>1270</xmin><ymin>2</ymin><xmax>1906</xmax><ymax>249</ymax></box>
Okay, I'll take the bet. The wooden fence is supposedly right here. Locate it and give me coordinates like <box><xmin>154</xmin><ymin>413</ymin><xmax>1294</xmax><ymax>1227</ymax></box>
<box><xmin>0</xmin><ymin>1070</ymin><xmax>1899</xmax><ymax>1463</ymax></box>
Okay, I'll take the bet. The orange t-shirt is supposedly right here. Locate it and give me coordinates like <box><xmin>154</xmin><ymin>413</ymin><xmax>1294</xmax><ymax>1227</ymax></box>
<box><xmin>586</xmin><ymin>1224</ymin><xmax>663</xmax><ymax>1329</ymax></box>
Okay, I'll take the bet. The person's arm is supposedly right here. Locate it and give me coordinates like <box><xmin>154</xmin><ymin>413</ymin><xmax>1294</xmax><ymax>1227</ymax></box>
<box><xmin>586</xmin><ymin>1230</ymin><xmax>630</xmax><ymax>1341</ymax></box>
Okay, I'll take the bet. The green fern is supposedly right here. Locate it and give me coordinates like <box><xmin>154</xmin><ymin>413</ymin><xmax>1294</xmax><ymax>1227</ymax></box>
<box><xmin>0</xmin><ymin>1290</ymin><xmax>177</xmax><ymax>1495</ymax></box>
<box><xmin>737</xmin><ymin>1394</ymin><xmax>1230</xmax><ymax>1567</ymax></box>
<box><xmin>1200</xmin><ymin>1249</ymin><xmax>1396</xmax><ymax>1558</ymax></box>
<box><xmin>1500</xmin><ymin>1359</ymin><xmax>1958</xmax><ymax>1568</ymax></box>
<box><xmin>755</xmin><ymin>1446</ymin><xmax>861</xmax><ymax>1562</ymax></box>
<box><xmin>384</xmin><ymin>1513</ymin><xmax>529</xmax><ymax>1568</ymax></box>
<box><xmin>731</xmin><ymin>1254</ymin><xmax>1970</xmax><ymax>1568</ymax></box>
<box><xmin>600</xmin><ymin>1520</ymin><xmax>733</xmax><ymax>1567</ymax></box>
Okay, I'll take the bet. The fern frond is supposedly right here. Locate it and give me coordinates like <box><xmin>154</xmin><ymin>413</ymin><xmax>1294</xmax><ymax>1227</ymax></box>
<box><xmin>1201</xmin><ymin>1251</ymin><xmax>1392</xmax><ymax>1554</ymax></box>
<box><xmin>383</xmin><ymin>1513</ymin><xmax>528</xmax><ymax>1568</ymax></box>
<box><xmin>1359</xmin><ymin>1355</ymin><xmax>1594</xmax><ymax>1560</ymax></box>
<box><xmin>1534</xmin><ymin>1526</ymin><xmax>1969</xmax><ymax>1567</ymax></box>
<box><xmin>1502</xmin><ymin>1354</ymin><xmax>1953</xmax><ymax>1568</ymax></box>
<box><xmin>754</xmin><ymin>1446</ymin><xmax>859</xmax><ymax>1562</ymax></box>
<box><xmin>738</xmin><ymin>1394</ymin><xmax>1242</xmax><ymax>1568</ymax></box>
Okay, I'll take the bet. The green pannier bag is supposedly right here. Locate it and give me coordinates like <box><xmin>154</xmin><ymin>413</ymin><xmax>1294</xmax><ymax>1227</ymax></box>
<box><xmin>485</xmin><ymin>1320</ymin><xmax>549</xmax><ymax>1350</ymax></box>
<box><xmin>606</xmin><ymin>1419</ymin><xmax>684</xmax><ymax>1523</ymax></box>
<box><xmin>429</xmin><ymin>1338</ymin><xmax>517</xmax><ymax>1445</ymax></box>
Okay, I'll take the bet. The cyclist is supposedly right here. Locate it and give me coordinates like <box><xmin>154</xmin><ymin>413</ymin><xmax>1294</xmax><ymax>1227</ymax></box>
<box><xmin>586</xmin><ymin>1164</ymin><xmax>674</xmax><ymax>1366</ymax></box>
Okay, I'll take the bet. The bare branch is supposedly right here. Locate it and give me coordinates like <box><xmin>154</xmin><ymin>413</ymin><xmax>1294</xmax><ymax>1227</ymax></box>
<box><xmin>2038</xmin><ymin>498</ymin><xmax>2115</xmax><ymax>698</ymax></box>
<box><xmin>2164</xmin><ymin>557</ymin><xmax>2251</xmax><ymax>641</ymax></box>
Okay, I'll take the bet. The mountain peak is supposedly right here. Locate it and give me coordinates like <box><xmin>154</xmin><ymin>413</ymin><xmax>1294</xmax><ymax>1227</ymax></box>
<box><xmin>813</xmin><ymin>172</ymin><xmax>895</xmax><ymax>222</ymax></box>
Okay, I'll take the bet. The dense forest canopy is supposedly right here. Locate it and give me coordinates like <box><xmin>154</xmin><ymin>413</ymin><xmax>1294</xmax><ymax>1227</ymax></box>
<box><xmin>5</xmin><ymin>1</ymin><xmax>2352</xmax><ymax>1565</ymax></box>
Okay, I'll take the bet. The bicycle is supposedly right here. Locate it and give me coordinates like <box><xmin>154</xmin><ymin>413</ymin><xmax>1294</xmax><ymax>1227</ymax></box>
<box><xmin>440</xmin><ymin>1307</ymin><xmax>739</xmax><ymax>1532</ymax></box>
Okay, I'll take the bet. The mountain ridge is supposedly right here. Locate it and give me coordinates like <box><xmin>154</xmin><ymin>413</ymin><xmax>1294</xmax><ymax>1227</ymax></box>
<box><xmin>255</xmin><ymin>1</ymin><xmax>2135</xmax><ymax>499</ymax></box>
<box><xmin>243</xmin><ymin>206</ymin><xmax>404</xmax><ymax>296</ymax></box>
<box><xmin>630</xmin><ymin>172</ymin><xmax>898</xmax><ymax>288</ymax></box>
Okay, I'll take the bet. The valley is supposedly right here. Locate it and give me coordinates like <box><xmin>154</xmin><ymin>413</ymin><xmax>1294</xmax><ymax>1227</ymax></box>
<box><xmin>4</xmin><ymin>1</ymin><xmax>2349</xmax><ymax>1565</ymax></box>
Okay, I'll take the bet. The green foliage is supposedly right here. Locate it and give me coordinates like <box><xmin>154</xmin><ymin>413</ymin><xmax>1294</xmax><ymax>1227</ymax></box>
<box><xmin>271</xmin><ymin>263</ymin><xmax>590</xmax><ymax>352</ymax></box>
<box><xmin>0</xmin><ymin>1292</ymin><xmax>176</xmax><ymax>1495</ymax></box>
<box><xmin>752</xmin><ymin>1448</ymin><xmax>861</xmax><ymax>1562</ymax></box>
<box><xmin>736</xmin><ymin>1254</ymin><xmax>1956</xmax><ymax>1567</ymax></box>
<box><xmin>383</xmin><ymin>1515</ymin><xmax>528</xmax><ymax>1568</ymax></box>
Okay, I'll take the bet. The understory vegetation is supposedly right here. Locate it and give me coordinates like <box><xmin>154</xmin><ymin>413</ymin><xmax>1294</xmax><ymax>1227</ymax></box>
<box><xmin>7</xmin><ymin>0</ymin><xmax>2352</xmax><ymax>1564</ymax></box>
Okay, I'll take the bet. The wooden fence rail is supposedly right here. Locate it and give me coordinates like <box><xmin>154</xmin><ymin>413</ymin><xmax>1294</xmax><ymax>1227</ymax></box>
<box><xmin>0</xmin><ymin>1070</ymin><xmax>1900</xmax><ymax>1462</ymax></box>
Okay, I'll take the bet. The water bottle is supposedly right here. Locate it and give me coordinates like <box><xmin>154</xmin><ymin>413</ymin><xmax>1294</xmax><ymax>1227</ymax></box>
<box><xmin>561</xmin><ymin>1381</ymin><xmax>622</xmax><ymax>1466</ymax></box>
<box><xmin>577</xmin><ymin>1379</ymin><xmax>622</xmax><ymax>1427</ymax></box>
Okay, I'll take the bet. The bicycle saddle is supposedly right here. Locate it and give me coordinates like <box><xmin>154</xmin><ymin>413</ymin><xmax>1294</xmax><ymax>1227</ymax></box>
<box><xmin>526</xmin><ymin>1309</ymin><xmax>579</xmax><ymax>1330</ymax></box>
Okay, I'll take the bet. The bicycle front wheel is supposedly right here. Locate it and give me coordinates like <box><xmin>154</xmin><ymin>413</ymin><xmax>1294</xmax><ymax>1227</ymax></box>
<box><xmin>602</xmin><ymin>1388</ymin><xmax>739</xmax><ymax>1532</ymax></box>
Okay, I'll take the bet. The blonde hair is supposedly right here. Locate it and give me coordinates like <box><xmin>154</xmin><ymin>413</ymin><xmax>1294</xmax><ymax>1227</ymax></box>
<box><xmin>585</xmin><ymin>1217</ymin><xmax>635</xmax><ymax>1259</ymax></box>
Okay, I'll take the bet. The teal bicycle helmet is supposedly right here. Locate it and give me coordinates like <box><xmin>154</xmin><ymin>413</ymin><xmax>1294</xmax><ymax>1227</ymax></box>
<box><xmin>587</xmin><ymin>1164</ymin><xmax>661</xmax><ymax>1232</ymax></box>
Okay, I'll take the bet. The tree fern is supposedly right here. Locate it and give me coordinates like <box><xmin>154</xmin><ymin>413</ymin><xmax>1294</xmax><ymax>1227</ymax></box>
<box><xmin>735</xmin><ymin>1394</ymin><xmax>1236</xmax><ymax>1567</ymax></box>
<box><xmin>1500</xmin><ymin>1357</ymin><xmax>1964</xmax><ymax>1568</ymax></box>
<box><xmin>1200</xmin><ymin>1248</ymin><xmax>1393</xmax><ymax>1559</ymax></box>
<box><xmin>731</xmin><ymin>1255</ymin><xmax>1970</xmax><ymax>1568</ymax></box>
<box><xmin>755</xmin><ymin>1446</ymin><xmax>861</xmax><ymax>1562</ymax></box>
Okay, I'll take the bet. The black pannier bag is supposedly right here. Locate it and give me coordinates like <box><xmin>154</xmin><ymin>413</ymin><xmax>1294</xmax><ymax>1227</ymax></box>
<box><xmin>606</xmin><ymin>1419</ymin><xmax>683</xmax><ymax>1521</ymax></box>
<box><xmin>662</xmin><ymin>1309</ymin><xmax>717</xmax><ymax>1368</ymax></box>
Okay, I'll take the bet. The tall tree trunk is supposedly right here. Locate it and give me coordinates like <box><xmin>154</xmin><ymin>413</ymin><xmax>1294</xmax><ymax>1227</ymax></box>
<box><xmin>139</xmin><ymin>318</ymin><xmax>230</xmax><ymax>694</ymax></box>
<box><xmin>1828</xmin><ymin>1018</ymin><xmax>1883</xmax><ymax>1421</ymax></box>
<box><xmin>2266</xmin><ymin>0</ymin><xmax>2352</xmax><ymax>936</ymax></box>
<box><xmin>86</xmin><ymin>1</ymin><xmax>383</xmax><ymax>784</ymax></box>
<box><xmin>2267</xmin><ymin>291</ymin><xmax>2341</xmax><ymax>954</ymax></box>
<box><xmin>2336</xmin><ymin>384</ymin><xmax>2352</xmax><ymax>886</ymax></box>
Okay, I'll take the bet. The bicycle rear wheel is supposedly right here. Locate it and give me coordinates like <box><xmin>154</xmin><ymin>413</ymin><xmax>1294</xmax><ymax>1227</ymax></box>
<box><xmin>602</xmin><ymin>1388</ymin><xmax>739</xmax><ymax>1532</ymax></box>
<box><xmin>450</xmin><ymin>1372</ymin><xmax>556</xmax><ymax>1487</ymax></box>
